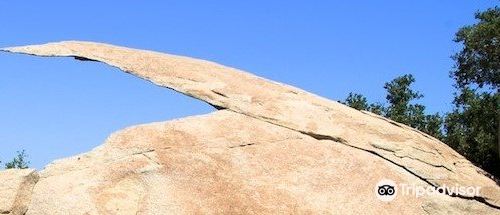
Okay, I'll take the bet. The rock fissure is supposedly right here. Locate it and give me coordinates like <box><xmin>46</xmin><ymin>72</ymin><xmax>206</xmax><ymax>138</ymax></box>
<box><xmin>326</xmin><ymin>139</ymin><xmax>498</xmax><ymax>208</ymax></box>
<box><xmin>211</xmin><ymin>89</ymin><xmax>229</xmax><ymax>98</ymax></box>
<box><xmin>226</xmin><ymin>110</ymin><xmax>443</xmax><ymax>181</ymax></box>
<box><xmin>228</xmin><ymin>109</ymin><xmax>498</xmax><ymax>210</ymax></box>
<box><xmin>411</xmin><ymin>146</ymin><xmax>437</xmax><ymax>155</ymax></box>
<box><xmin>228</xmin><ymin>143</ymin><xmax>256</xmax><ymax>149</ymax></box>
<box><xmin>393</xmin><ymin>154</ymin><xmax>454</xmax><ymax>172</ymax></box>
<box><xmin>140</xmin><ymin>153</ymin><xmax>161</xmax><ymax>166</ymax></box>
<box><xmin>132</xmin><ymin>149</ymin><xmax>156</xmax><ymax>156</ymax></box>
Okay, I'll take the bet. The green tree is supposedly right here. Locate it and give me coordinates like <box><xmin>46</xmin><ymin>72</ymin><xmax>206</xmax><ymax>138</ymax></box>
<box><xmin>384</xmin><ymin>75</ymin><xmax>443</xmax><ymax>138</ymax></box>
<box><xmin>451</xmin><ymin>7</ymin><xmax>499</xmax><ymax>89</ymax></box>
<box><xmin>384</xmin><ymin>74</ymin><xmax>423</xmax><ymax>126</ymax></box>
<box><xmin>423</xmin><ymin>113</ymin><xmax>445</xmax><ymax>140</ymax></box>
<box><xmin>344</xmin><ymin>92</ymin><xmax>369</xmax><ymax>111</ymax></box>
<box><xmin>5</xmin><ymin>150</ymin><xmax>30</xmax><ymax>169</ymax></box>
<box><xmin>369</xmin><ymin>103</ymin><xmax>386</xmax><ymax>115</ymax></box>
<box><xmin>344</xmin><ymin>74</ymin><xmax>444</xmax><ymax>140</ymax></box>
<box><xmin>343</xmin><ymin>92</ymin><xmax>386</xmax><ymax>115</ymax></box>
<box><xmin>445</xmin><ymin>7</ymin><xmax>499</xmax><ymax>178</ymax></box>
<box><xmin>444</xmin><ymin>88</ymin><xmax>499</xmax><ymax>177</ymax></box>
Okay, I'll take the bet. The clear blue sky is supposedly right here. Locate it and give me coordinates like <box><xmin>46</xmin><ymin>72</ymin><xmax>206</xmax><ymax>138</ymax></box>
<box><xmin>0</xmin><ymin>1</ymin><xmax>497</xmax><ymax>169</ymax></box>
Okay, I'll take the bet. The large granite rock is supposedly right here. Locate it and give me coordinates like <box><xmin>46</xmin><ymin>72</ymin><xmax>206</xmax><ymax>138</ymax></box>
<box><xmin>0</xmin><ymin>41</ymin><xmax>498</xmax><ymax>214</ymax></box>
<box><xmin>0</xmin><ymin>169</ymin><xmax>39</xmax><ymax>215</ymax></box>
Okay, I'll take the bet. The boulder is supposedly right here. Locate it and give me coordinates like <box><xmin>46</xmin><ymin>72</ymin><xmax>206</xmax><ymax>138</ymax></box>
<box><xmin>0</xmin><ymin>41</ymin><xmax>498</xmax><ymax>214</ymax></box>
<box><xmin>0</xmin><ymin>169</ymin><xmax>39</xmax><ymax>215</ymax></box>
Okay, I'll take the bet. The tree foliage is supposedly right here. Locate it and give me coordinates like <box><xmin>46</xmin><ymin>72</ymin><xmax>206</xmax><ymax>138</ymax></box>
<box><xmin>344</xmin><ymin>92</ymin><xmax>369</xmax><ymax>111</ymax></box>
<box><xmin>445</xmin><ymin>6</ymin><xmax>500</xmax><ymax>178</ymax></box>
<box><xmin>368</xmin><ymin>103</ymin><xmax>385</xmax><ymax>116</ymax></box>
<box><xmin>452</xmin><ymin>7</ymin><xmax>500</xmax><ymax>89</ymax></box>
<box><xmin>4</xmin><ymin>150</ymin><xmax>30</xmax><ymax>169</ymax></box>
<box><xmin>444</xmin><ymin>89</ymin><xmax>499</xmax><ymax>177</ymax></box>
<box><xmin>343</xmin><ymin>74</ymin><xmax>444</xmax><ymax>140</ymax></box>
<box><xmin>384</xmin><ymin>74</ymin><xmax>423</xmax><ymax>125</ymax></box>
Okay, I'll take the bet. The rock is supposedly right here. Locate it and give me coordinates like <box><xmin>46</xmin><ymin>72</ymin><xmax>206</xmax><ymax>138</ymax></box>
<box><xmin>0</xmin><ymin>169</ymin><xmax>39</xmax><ymax>215</ymax></box>
<box><xmin>0</xmin><ymin>41</ymin><xmax>499</xmax><ymax>214</ymax></box>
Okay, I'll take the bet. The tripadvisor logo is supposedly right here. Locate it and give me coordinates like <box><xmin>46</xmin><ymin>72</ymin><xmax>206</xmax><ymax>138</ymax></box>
<box><xmin>375</xmin><ymin>179</ymin><xmax>482</xmax><ymax>202</ymax></box>
<box><xmin>375</xmin><ymin>179</ymin><xmax>397</xmax><ymax>202</ymax></box>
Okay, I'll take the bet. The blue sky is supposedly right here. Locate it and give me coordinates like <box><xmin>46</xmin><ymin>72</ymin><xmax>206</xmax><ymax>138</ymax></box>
<box><xmin>0</xmin><ymin>1</ymin><xmax>497</xmax><ymax>169</ymax></box>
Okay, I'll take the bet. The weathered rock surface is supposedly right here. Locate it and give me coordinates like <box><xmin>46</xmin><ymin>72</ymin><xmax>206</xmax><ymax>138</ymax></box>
<box><xmin>0</xmin><ymin>169</ymin><xmax>39</xmax><ymax>215</ymax></box>
<box><xmin>0</xmin><ymin>41</ymin><xmax>499</xmax><ymax>214</ymax></box>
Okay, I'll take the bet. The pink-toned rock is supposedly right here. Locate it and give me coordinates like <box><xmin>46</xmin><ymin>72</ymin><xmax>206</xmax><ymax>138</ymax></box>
<box><xmin>0</xmin><ymin>169</ymin><xmax>39</xmax><ymax>215</ymax></box>
<box><xmin>0</xmin><ymin>41</ymin><xmax>498</xmax><ymax>214</ymax></box>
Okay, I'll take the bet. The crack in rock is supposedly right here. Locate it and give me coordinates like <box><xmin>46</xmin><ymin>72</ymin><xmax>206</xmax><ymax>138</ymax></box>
<box><xmin>140</xmin><ymin>153</ymin><xmax>161</xmax><ymax>166</ymax></box>
<box><xmin>393</xmin><ymin>154</ymin><xmax>454</xmax><ymax>172</ymax></box>
<box><xmin>228</xmin><ymin>143</ymin><xmax>256</xmax><ymax>148</ymax></box>
<box><xmin>231</xmin><ymin>109</ymin><xmax>499</xmax><ymax>210</ymax></box>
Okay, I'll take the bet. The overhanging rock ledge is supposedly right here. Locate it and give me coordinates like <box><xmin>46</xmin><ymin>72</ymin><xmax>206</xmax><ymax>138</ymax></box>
<box><xmin>0</xmin><ymin>41</ymin><xmax>498</xmax><ymax>214</ymax></box>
